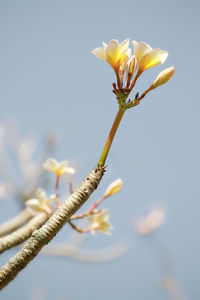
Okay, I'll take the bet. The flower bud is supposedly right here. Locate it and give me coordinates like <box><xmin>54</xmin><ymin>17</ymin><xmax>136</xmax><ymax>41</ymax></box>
<box><xmin>126</xmin><ymin>55</ymin><xmax>137</xmax><ymax>77</ymax></box>
<box><xmin>104</xmin><ymin>179</ymin><xmax>123</xmax><ymax>198</ymax></box>
<box><xmin>151</xmin><ymin>66</ymin><xmax>175</xmax><ymax>89</ymax></box>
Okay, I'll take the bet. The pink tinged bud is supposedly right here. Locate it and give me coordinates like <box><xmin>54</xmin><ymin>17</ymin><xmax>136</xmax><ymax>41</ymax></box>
<box><xmin>125</xmin><ymin>55</ymin><xmax>137</xmax><ymax>88</ymax></box>
<box><xmin>126</xmin><ymin>55</ymin><xmax>137</xmax><ymax>77</ymax></box>
<box><xmin>151</xmin><ymin>66</ymin><xmax>175</xmax><ymax>89</ymax></box>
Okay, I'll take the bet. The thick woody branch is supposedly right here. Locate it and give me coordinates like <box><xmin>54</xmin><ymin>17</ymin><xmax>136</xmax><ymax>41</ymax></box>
<box><xmin>0</xmin><ymin>209</ymin><xmax>32</xmax><ymax>237</ymax></box>
<box><xmin>0</xmin><ymin>213</ymin><xmax>49</xmax><ymax>254</ymax></box>
<box><xmin>0</xmin><ymin>165</ymin><xmax>104</xmax><ymax>290</ymax></box>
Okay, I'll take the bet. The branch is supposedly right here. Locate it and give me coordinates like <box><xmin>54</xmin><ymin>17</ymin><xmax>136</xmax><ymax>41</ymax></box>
<box><xmin>42</xmin><ymin>240</ymin><xmax>130</xmax><ymax>263</ymax></box>
<box><xmin>0</xmin><ymin>165</ymin><xmax>104</xmax><ymax>290</ymax></box>
<box><xmin>0</xmin><ymin>213</ymin><xmax>49</xmax><ymax>254</ymax></box>
<box><xmin>0</xmin><ymin>209</ymin><xmax>32</xmax><ymax>237</ymax></box>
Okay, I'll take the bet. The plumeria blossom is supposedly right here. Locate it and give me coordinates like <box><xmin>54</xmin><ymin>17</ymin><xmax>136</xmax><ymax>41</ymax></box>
<box><xmin>132</xmin><ymin>41</ymin><xmax>168</xmax><ymax>74</ymax></box>
<box><xmin>137</xmin><ymin>209</ymin><xmax>165</xmax><ymax>236</ymax></box>
<box><xmin>104</xmin><ymin>178</ymin><xmax>123</xmax><ymax>198</ymax></box>
<box><xmin>26</xmin><ymin>188</ymin><xmax>56</xmax><ymax>216</ymax></box>
<box><xmin>43</xmin><ymin>158</ymin><xmax>75</xmax><ymax>177</ymax></box>
<box><xmin>88</xmin><ymin>209</ymin><xmax>113</xmax><ymax>235</ymax></box>
<box><xmin>92</xmin><ymin>39</ymin><xmax>131</xmax><ymax>73</ymax></box>
<box><xmin>92</xmin><ymin>38</ymin><xmax>174</xmax><ymax>102</ymax></box>
<box><xmin>92</xmin><ymin>37</ymin><xmax>175</xmax><ymax>152</ymax></box>
<box><xmin>151</xmin><ymin>66</ymin><xmax>175</xmax><ymax>89</ymax></box>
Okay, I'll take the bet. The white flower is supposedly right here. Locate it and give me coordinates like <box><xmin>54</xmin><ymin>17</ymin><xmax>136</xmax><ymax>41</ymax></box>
<box><xmin>92</xmin><ymin>39</ymin><xmax>131</xmax><ymax>72</ymax></box>
<box><xmin>137</xmin><ymin>209</ymin><xmax>165</xmax><ymax>235</ymax></box>
<box><xmin>26</xmin><ymin>188</ymin><xmax>55</xmax><ymax>216</ymax></box>
<box><xmin>88</xmin><ymin>209</ymin><xmax>113</xmax><ymax>235</ymax></box>
<box><xmin>43</xmin><ymin>158</ymin><xmax>75</xmax><ymax>177</ymax></box>
<box><xmin>132</xmin><ymin>41</ymin><xmax>168</xmax><ymax>74</ymax></box>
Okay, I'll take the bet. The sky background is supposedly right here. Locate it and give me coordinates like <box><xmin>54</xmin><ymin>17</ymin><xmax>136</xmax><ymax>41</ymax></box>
<box><xmin>0</xmin><ymin>0</ymin><xmax>200</xmax><ymax>299</ymax></box>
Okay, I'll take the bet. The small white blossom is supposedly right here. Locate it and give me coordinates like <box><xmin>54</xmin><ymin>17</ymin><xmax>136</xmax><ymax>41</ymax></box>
<box><xmin>43</xmin><ymin>158</ymin><xmax>75</xmax><ymax>177</ymax></box>
<box><xmin>26</xmin><ymin>188</ymin><xmax>55</xmax><ymax>216</ymax></box>
<box><xmin>92</xmin><ymin>39</ymin><xmax>131</xmax><ymax>72</ymax></box>
<box><xmin>88</xmin><ymin>209</ymin><xmax>113</xmax><ymax>235</ymax></box>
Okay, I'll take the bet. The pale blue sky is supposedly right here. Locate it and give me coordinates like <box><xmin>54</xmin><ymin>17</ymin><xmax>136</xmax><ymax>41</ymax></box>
<box><xmin>1</xmin><ymin>0</ymin><xmax>200</xmax><ymax>299</ymax></box>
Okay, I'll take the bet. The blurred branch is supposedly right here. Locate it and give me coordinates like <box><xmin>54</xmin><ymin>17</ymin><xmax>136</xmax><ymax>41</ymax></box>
<box><xmin>0</xmin><ymin>122</ymin><xmax>57</xmax><ymax>205</ymax></box>
<box><xmin>42</xmin><ymin>240</ymin><xmax>130</xmax><ymax>263</ymax></box>
<box><xmin>0</xmin><ymin>213</ymin><xmax>49</xmax><ymax>254</ymax></box>
<box><xmin>0</xmin><ymin>209</ymin><xmax>32</xmax><ymax>237</ymax></box>
<box><xmin>0</xmin><ymin>165</ymin><xmax>104</xmax><ymax>290</ymax></box>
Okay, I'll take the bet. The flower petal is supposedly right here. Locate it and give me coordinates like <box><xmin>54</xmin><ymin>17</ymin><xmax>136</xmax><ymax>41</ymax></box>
<box><xmin>26</xmin><ymin>198</ymin><xmax>41</xmax><ymax>216</ymax></box>
<box><xmin>119</xmin><ymin>39</ymin><xmax>130</xmax><ymax>55</ymax></box>
<box><xmin>66</xmin><ymin>167</ymin><xmax>76</xmax><ymax>174</ymax></box>
<box><xmin>43</xmin><ymin>158</ymin><xmax>58</xmax><ymax>172</ymax></box>
<box><xmin>139</xmin><ymin>49</ymin><xmax>168</xmax><ymax>72</ymax></box>
<box><xmin>36</xmin><ymin>188</ymin><xmax>47</xmax><ymax>202</ymax></box>
<box><xmin>58</xmin><ymin>160</ymin><xmax>68</xmax><ymax>170</ymax></box>
<box><xmin>98</xmin><ymin>209</ymin><xmax>109</xmax><ymax>222</ymax></box>
<box><xmin>132</xmin><ymin>41</ymin><xmax>152</xmax><ymax>63</ymax></box>
<box><xmin>105</xmin><ymin>40</ymin><xmax>120</xmax><ymax>68</ymax></box>
<box><xmin>92</xmin><ymin>47</ymin><xmax>106</xmax><ymax>60</ymax></box>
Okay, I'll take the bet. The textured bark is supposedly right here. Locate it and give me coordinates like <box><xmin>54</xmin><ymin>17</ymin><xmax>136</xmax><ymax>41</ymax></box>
<box><xmin>0</xmin><ymin>213</ymin><xmax>49</xmax><ymax>254</ymax></box>
<box><xmin>0</xmin><ymin>165</ymin><xmax>104</xmax><ymax>290</ymax></box>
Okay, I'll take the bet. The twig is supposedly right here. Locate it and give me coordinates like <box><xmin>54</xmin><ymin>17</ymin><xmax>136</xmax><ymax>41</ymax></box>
<box><xmin>68</xmin><ymin>220</ymin><xmax>87</xmax><ymax>233</ymax></box>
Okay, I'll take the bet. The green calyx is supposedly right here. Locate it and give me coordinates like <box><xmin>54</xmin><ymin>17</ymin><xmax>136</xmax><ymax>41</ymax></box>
<box><xmin>116</xmin><ymin>91</ymin><xmax>138</xmax><ymax>110</ymax></box>
<box><xmin>116</xmin><ymin>91</ymin><xmax>129</xmax><ymax>110</ymax></box>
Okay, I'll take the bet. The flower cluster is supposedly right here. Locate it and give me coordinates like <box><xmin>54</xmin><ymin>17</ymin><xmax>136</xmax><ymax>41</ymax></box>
<box><xmin>92</xmin><ymin>39</ymin><xmax>175</xmax><ymax>107</ymax></box>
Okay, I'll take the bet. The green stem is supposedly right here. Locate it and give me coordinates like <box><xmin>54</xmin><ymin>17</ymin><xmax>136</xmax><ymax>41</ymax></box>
<box><xmin>98</xmin><ymin>107</ymin><xmax>125</xmax><ymax>166</ymax></box>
